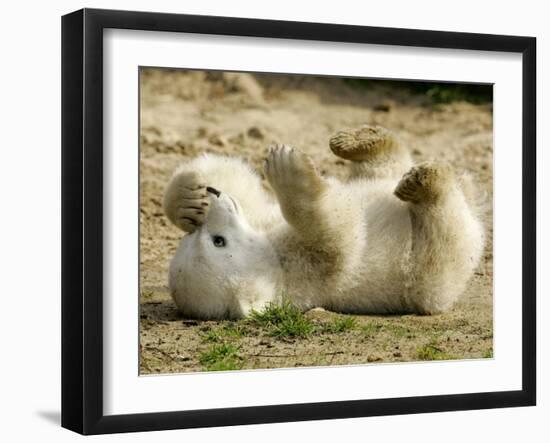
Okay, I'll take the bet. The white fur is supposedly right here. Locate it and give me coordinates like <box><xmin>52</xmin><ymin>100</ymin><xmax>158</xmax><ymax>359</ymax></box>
<box><xmin>164</xmin><ymin>149</ymin><xmax>485</xmax><ymax>319</ymax></box>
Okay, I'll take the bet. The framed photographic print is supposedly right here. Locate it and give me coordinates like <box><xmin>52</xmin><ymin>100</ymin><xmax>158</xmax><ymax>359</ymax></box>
<box><xmin>61</xmin><ymin>8</ymin><xmax>536</xmax><ymax>435</ymax></box>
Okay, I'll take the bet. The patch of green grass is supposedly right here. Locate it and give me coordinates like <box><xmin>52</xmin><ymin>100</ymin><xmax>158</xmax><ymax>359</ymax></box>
<box><xmin>361</xmin><ymin>321</ymin><xmax>383</xmax><ymax>338</ymax></box>
<box><xmin>324</xmin><ymin>316</ymin><xmax>358</xmax><ymax>333</ymax></box>
<box><xmin>344</xmin><ymin>78</ymin><xmax>492</xmax><ymax>104</ymax></box>
<box><xmin>199</xmin><ymin>343</ymin><xmax>243</xmax><ymax>371</ymax></box>
<box><xmin>200</xmin><ymin>323</ymin><xmax>248</xmax><ymax>344</ymax></box>
<box><xmin>248</xmin><ymin>301</ymin><xmax>315</xmax><ymax>338</ymax></box>
<box><xmin>248</xmin><ymin>301</ymin><xmax>295</xmax><ymax>326</ymax></box>
<box><xmin>382</xmin><ymin>324</ymin><xmax>410</xmax><ymax>338</ymax></box>
<box><xmin>422</xmin><ymin>84</ymin><xmax>492</xmax><ymax>104</ymax></box>
<box><xmin>416</xmin><ymin>339</ymin><xmax>454</xmax><ymax>361</ymax></box>
<box><xmin>221</xmin><ymin>323</ymin><xmax>247</xmax><ymax>338</ymax></box>
<box><xmin>201</xmin><ymin>329</ymin><xmax>223</xmax><ymax>343</ymax></box>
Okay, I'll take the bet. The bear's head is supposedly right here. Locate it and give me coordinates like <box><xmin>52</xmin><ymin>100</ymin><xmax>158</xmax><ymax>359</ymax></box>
<box><xmin>169</xmin><ymin>187</ymin><xmax>282</xmax><ymax>319</ymax></box>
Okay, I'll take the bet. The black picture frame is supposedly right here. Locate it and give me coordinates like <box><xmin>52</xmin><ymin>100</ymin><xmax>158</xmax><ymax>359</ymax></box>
<box><xmin>61</xmin><ymin>8</ymin><xmax>536</xmax><ymax>435</ymax></box>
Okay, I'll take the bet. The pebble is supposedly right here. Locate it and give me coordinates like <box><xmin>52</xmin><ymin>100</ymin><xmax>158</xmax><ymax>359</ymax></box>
<box><xmin>209</xmin><ymin>134</ymin><xmax>228</xmax><ymax>147</ymax></box>
<box><xmin>247</xmin><ymin>126</ymin><xmax>265</xmax><ymax>139</ymax></box>
<box><xmin>374</xmin><ymin>99</ymin><xmax>395</xmax><ymax>112</ymax></box>
<box><xmin>182</xmin><ymin>319</ymin><xmax>199</xmax><ymax>326</ymax></box>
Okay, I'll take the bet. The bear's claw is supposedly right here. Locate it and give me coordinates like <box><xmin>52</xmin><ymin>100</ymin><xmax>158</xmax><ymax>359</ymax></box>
<box><xmin>264</xmin><ymin>144</ymin><xmax>325</xmax><ymax>201</ymax></box>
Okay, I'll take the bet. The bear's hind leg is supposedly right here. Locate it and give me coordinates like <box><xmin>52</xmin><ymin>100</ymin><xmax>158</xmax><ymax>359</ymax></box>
<box><xmin>329</xmin><ymin>125</ymin><xmax>412</xmax><ymax>180</ymax></box>
<box><xmin>394</xmin><ymin>162</ymin><xmax>485</xmax><ymax>314</ymax></box>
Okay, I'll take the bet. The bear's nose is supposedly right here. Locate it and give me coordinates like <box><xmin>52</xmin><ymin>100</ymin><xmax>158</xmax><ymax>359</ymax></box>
<box><xmin>206</xmin><ymin>186</ymin><xmax>221</xmax><ymax>198</ymax></box>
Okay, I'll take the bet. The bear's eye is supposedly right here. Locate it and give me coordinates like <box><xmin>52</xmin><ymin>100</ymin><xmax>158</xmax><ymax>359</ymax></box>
<box><xmin>212</xmin><ymin>235</ymin><xmax>226</xmax><ymax>248</ymax></box>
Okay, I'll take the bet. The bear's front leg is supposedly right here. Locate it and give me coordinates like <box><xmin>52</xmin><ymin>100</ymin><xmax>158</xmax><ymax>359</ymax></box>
<box><xmin>264</xmin><ymin>145</ymin><xmax>365</xmax><ymax>291</ymax></box>
<box><xmin>163</xmin><ymin>171</ymin><xmax>210</xmax><ymax>233</ymax></box>
<box><xmin>264</xmin><ymin>144</ymin><xmax>327</xmax><ymax>235</ymax></box>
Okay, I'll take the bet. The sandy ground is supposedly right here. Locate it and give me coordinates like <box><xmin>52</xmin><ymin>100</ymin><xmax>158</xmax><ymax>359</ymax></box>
<box><xmin>139</xmin><ymin>68</ymin><xmax>493</xmax><ymax>374</ymax></box>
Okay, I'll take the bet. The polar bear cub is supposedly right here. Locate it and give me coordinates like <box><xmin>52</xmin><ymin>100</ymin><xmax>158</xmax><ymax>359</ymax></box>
<box><xmin>164</xmin><ymin>125</ymin><xmax>485</xmax><ymax>319</ymax></box>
